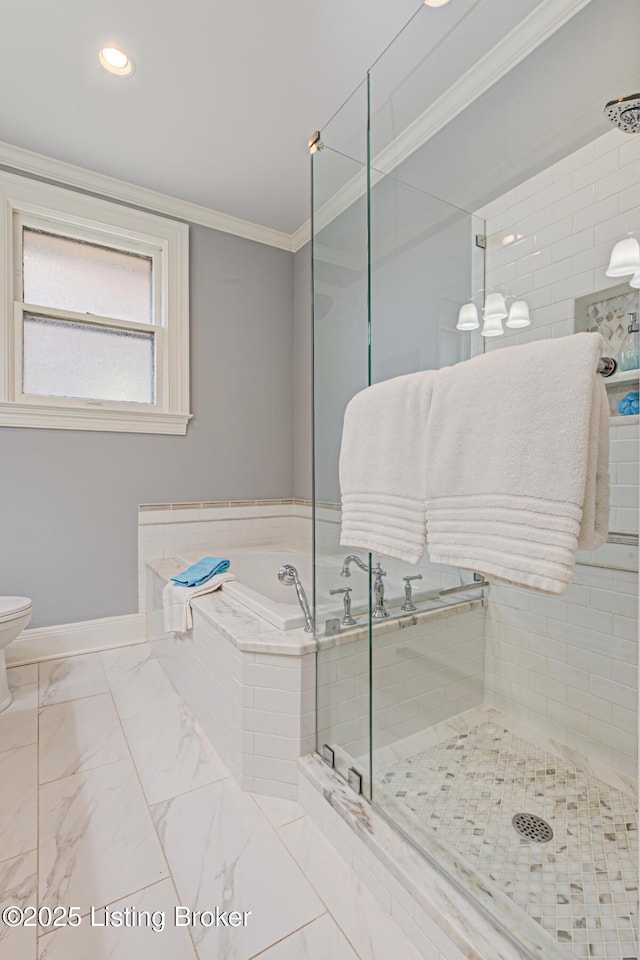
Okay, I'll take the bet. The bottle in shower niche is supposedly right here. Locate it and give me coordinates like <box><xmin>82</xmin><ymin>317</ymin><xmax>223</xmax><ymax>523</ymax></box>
<box><xmin>618</xmin><ymin>312</ymin><xmax>640</xmax><ymax>371</ymax></box>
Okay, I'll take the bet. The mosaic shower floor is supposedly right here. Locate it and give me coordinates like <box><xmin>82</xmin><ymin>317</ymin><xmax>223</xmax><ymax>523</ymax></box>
<box><xmin>380</xmin><ymin>721</ymin><xmax>638</xmax><ymax>960</ymax></box>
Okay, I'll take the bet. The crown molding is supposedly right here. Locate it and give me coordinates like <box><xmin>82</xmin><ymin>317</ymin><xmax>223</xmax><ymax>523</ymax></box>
<box><xmin>0</xmin><ymin>139</ymin><xmax>296</xmax><ymax>252</ymax></box>
<box><xmin>373</xmin><ymin>0</ymin><xmax>594</xmax><ymax>176</ymax></box>
<box><xmin>291</xmin><ymin>221</ymin><xmax>311</xmax><ymax>253</ymax></box>
<box><xmin>298</xmin><ymin>0</ymin><xmax>594</xmax><ymax>243</ymax></box>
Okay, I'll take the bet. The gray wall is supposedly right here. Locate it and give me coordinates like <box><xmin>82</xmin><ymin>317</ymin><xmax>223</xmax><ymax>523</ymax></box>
<box><xmin>0</xmin><ymin>224</ymin><xmax>295</xmax><ymax>628</ymax></box>
<box><xmin>301</xmin><ymin>172</ymin><xmax>480</xmax><ymax>508</ymax></box>
<box><xmin>293</xmin><ymin>244</ymin><xmax>312</xmax><ymax>501</ymax></box>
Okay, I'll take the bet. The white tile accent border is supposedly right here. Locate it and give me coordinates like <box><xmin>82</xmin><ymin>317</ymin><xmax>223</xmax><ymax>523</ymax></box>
<box><xmin>6</xmin><ymin>613</ymin><xmax>146</xmax><ymax>666</ymax></box>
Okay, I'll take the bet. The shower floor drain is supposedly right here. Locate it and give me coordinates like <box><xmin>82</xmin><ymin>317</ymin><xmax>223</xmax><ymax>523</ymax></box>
<box><xmin>512</xmin><ymin>813</ymin><xmax>553</xmax><ymax>843</ymax></box>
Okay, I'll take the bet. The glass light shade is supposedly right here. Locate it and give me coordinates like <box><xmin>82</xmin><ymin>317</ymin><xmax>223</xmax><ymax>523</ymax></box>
<box><xmin>424</xmin><ymin>0</ymin><xmax>451</xmax><ymax>6</ymax></box>
<box><xmin>605</xmin><ymin>237</ymin><xmax>640</xmax><ymax>277</ymax></box>
<box><xmin>630</xmin><ymin>272</ymin><xmax>640</xmax><ymax>289</ymax></box>
<box><xmin>506</xmin><ymin>300</ymin><xmax>531</xmax><ymax>328</ymax></box>
<box><xmin>483</xmin><ymin>292</ymin><xmax>508</xmax><ymax>320</ymax></box>
<box><xmin>481</xmin><ymin>314</ymin><xmax>504</xmax><ymax>337</ymax></box>
<box><xmin>456</xmin><ymin>302</ymin><xmax>479</xmax><ymax>330</ymax></box>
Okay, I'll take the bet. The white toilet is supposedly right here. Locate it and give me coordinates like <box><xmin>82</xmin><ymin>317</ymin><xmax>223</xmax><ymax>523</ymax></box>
<box><xmin>0</xmin><ymin>597</ymin><xmax>32</xmax><ymax>711</ymax></box>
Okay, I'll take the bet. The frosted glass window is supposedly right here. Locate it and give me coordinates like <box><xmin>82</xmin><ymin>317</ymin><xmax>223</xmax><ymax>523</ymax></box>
<box><xmin>22</xmin><ymin>229</ymin><xmax>153</xmax><ymax>324</ymax></box>
<box><xmin>23</xmin><ymin>315</ymin><xmax>155</xmax><ymax>404</ymax></box>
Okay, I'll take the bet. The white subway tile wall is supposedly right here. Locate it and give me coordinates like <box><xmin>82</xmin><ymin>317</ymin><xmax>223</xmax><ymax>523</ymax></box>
<box><xmin>147</xmin><ymin>564</ymin><xmax>315</xmax><ymax>799</ymax></box>
<box><xmin>138</xmin><ymin>501</ymin><xmax>312</xmax><ymax>609</ymax></box>
<box><xmin>317</xmin><ymin>604</ymin><xmax>486</xmax><ymax>763</ymax></box>
<box><xmin>485</xmin><ymin>564</ymin><xmax>638</xmax><ymax>780</ymax></box>
<box><xmin>477</xmin><ymin>129</ymin><xmax>639</xmax><ymax>777</ymax></box>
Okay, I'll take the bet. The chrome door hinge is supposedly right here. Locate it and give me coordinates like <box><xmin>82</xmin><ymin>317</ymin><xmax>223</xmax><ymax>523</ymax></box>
<box><xmin>347</xmin><ymin>767</ymin><xmax>363</xmax><ymax>795</ymax></box>
<box><xmin>321</xmin><ymin>744</ymin><xmax>335</xmax><ymax>768</ymax></box>
<box><xmin>309</xmin><ymin>131</ymin><xmax>323</xmax><ymax>154</ymax></box>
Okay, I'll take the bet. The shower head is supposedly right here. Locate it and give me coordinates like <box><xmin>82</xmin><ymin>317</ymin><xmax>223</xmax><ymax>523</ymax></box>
<box><xmin>603</xmin><ymin>93</ymin><xmax>640</xmax><ymax>134</ymax></box>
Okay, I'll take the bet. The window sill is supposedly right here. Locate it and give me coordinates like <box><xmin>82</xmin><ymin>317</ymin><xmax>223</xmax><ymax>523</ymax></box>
<box><xmin>0</xmin><ymin>401</ymin><xmax>191</xmax><ymax>435</ymax></box>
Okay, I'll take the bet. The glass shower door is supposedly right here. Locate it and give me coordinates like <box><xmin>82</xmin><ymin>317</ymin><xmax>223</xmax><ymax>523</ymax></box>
<box><xmin>312</xmin><ymin>98</ymin><xmax>372</xmax><ymax>786</ymax></box>
<box><xmin>311</xmin><ymin>78</ymin><xmax>485</xmax><ymax>796</ymax></box>
<box><xmin>366</xmin><ymin>159</ymin><xmax>489</xmax><ymax>850</ymax></box>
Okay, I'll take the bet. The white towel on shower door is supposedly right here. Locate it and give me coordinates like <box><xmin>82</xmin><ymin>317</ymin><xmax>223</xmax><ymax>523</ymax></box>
<box><xmin>424</xmin><ymin>332</ymin><xmax>609</xmax><ymax>594</ymax></box>
<box><xmin>339</xmin><ymin>370</ymin><xmax>437</xmax><ymax>563</ymax></box>
<box><xmin>162</xmin><ymin>572</ymin><xmax>236</xmax><ymax>633</ymax></box>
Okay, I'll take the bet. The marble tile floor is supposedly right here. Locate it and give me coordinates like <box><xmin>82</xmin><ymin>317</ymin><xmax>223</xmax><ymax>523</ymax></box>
<box><xmin>380</xmin><ymin>720</ymin><xmax>639</xmax><ymax>960</ymax></box>
<box><xmin>0</xmin><ymin>645</ymin><xmax>426</xmax><ymax>960</ymax></box>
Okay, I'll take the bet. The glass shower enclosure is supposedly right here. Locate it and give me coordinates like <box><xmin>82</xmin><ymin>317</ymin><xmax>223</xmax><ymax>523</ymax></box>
<box><xmin>311</xmin><ymin>2</ymin><xmax>638</xmax><ymax>958</ymax></box>
<box><xmin>312</xmin><ymin>101</ymin><xmax>485</xmax><ymax>785</ymax></box>
<box><xmin>312</xmin><ymin>6</ymin><xmax>490</xmax><ymax>786</ymax></box>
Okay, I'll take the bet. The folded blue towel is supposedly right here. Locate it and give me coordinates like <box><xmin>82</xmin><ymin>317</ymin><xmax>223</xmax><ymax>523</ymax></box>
<box><xmin>171</xmin><ymin>557</ymin><xmax>231</xmax><ymax>588</ymax></box>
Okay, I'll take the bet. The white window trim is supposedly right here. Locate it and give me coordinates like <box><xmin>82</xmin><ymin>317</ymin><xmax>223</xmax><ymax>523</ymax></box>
<box><xmin>0</xmin><ymin>170</ymin><xmax>190</xmax><ymax>435</ymax></box>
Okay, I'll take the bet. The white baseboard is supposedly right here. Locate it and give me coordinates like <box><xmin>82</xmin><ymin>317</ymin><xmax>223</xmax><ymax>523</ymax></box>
<box><xmin>6</xmin><ymin>612</ymin><xmax>147</xmax><ymax>666</ymax></box>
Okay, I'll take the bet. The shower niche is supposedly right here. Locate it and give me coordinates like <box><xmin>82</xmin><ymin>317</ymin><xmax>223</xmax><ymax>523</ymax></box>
<box><xmin>575</xmin><ymin>284</ymin><xmax>640</xmax><ymax>420</ymax></box>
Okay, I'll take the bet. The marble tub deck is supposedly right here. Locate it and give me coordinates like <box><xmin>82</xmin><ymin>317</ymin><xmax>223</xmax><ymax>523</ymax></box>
<box><xmin>0</xmin><ymin>644</ymin><xmax>428</xmax><ymax>960</ymax></box>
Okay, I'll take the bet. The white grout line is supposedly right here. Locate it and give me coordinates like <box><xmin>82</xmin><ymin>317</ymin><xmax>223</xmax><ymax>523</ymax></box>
<box><xmin>25</xmin><ymin>650</ymin><xmax>200</xmax><ymax>956</ymax></box>
<box><xmin>98</xmin><ymin>646</ymin><xmax>362</xmax><ymax>959</ymax></box>
<box><xmin>102</xmin><ymin>656</ymin><xmax>203</xmax><ymax>959</ymax></box>
<box><xmin>0</xmin><ymin>846</ymin><xmax>37</xmax><ymax>869</ymax></box>
<box><xmin>36</xmin><ymin>690</ymin><xmax>110</xmax><ymax>711</ymax></box>
<box><xmin>270</xmin><ymin>814</ymin><xmax>368</xmax><ymax>960</ymax></box>
<box><xmin>244</xmin><ymin>914</ymin><xmax>332</xmax><ymax>960</ymax></box>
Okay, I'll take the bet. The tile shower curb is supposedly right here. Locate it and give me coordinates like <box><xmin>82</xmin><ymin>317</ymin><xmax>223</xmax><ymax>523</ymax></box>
<box><xmin>298</xmin><ymin>753</ymin><xmax>566</xmax><ymax>960</ymax></box>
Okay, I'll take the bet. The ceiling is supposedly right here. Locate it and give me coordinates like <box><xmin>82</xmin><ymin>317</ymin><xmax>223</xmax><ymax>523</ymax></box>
<box><xmin>2</xmin><ymin>0</ymin><xmax>637</xmax><ymax>240</ymax></box>
<box><xmin>0</xmin><ymin>0</ymin><xmax>421</xmax><ymax>235</ymax></box>
<box><xmin>398</xmin><ymin>0</ymin><xmax>640</xmax><ymax>213</ymax></box>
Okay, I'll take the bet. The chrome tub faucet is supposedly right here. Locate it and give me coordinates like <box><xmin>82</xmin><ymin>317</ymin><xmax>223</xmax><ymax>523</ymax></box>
<box><xmin>340</xmin><ymin>554</ymin><xmax>369</xmax><ymax>577</ymax></box>
<box><xmin>340</xmin><ymin>554</ymin><xmax>389</xmax><ymax>618</ymax></box>
<box><xmin>371</xmin><ymin>561</ymin><xmax>389</xmax><ymax>618</ymax></box>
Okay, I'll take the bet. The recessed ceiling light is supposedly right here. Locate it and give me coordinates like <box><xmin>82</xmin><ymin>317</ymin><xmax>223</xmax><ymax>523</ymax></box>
<box><xmin>424</xmin><ymin>0</ymin><xmax>452</xmax><ymax>6</ymax></box>
<box><xmin>98</xmin><ymin>46</ymin><xmax>135</xmax><ymax>77</ymax></box>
